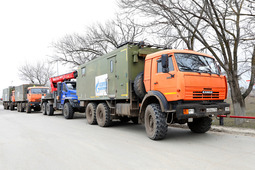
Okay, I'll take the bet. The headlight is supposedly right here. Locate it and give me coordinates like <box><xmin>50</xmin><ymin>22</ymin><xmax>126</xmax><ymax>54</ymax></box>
<box><xmin>183</xmin><ymin>109</ymin><xmax>195</xmax><ymax>114</ymax></box>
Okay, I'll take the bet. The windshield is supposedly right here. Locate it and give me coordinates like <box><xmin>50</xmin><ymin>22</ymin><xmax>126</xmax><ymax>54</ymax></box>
<box><xmin>31</xmin><ymin>88</ymin><xmax>49</xmax><ymax>94</ymax></box>
<box><xmin>66</xmin><ymin>83</ymin><xmax>76</xmax><ymax>90</ymax></box>
<box><xmin>175</xmin><ymin>53</ymin><xmax>219</xmax><ymax>74</ymax></box>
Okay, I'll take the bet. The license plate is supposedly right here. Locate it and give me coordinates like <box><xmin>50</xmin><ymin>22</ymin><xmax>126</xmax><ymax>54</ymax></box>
<box><xmin>206</xmin><ymin>108</ymin><xmax>217</xmax><ymax>112</ymax></box>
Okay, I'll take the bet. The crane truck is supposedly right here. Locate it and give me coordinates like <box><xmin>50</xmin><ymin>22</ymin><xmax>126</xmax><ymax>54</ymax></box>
<box><xmin>76</xmin><ymin>41</ymin><xmax>230</xmax><ymax>140</ymax></box>
<box><xmin>41</xmin><ymin>71</ymin><xmax>83</xmax><ymax>119</ymax></box>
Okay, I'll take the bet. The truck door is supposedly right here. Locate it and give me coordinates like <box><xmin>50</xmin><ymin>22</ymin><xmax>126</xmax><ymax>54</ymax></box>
<box><xmin>107</xmin><ymin>56</ymin><xmax>116</xmax><ymax>98</ymax></box>
<box><xmin>61</xmin><ymin>83</ymin><xmax>67</xmax><ymax>105</ymax></box>
<box><xmin>151</xmin><ymin>54</ymin><xmax>178</xmax><ymax>101</ymax></box>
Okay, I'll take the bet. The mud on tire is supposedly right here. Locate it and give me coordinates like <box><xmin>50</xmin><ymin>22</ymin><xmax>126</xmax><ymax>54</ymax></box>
<box><xmin>188</xmin><ymin>117</ymin><xmax>212</xmax><ymax>133</ymax></box>
<box><xmin>134</xmin><ymin>72</ymin><xmax>146</xmax><ymax>100</ymax></box>
<box><xmin>145</xmin><ymin>104</ymin><xmax>168</xmax><ymax>140</ymax></box>
<box><xmin>63</xmin><ymin>102</ymin><xmax>74</xmax><ymax>119</ymax></box>
<box><xmin>86</xmin><ymin>103</ymin><xmax>97</xmax><ymax>125</ymax></box>
<box><xmin>96</xmin><ymin>103</ymin><xmax>112</xmax><ymax>127</ymax></box>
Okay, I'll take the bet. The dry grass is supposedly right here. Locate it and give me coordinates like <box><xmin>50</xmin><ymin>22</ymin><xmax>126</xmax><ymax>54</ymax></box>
<box><xmin>212</xmin><ymin>96</ymin><xmax>255</xmax><ymax>129</ymax></box>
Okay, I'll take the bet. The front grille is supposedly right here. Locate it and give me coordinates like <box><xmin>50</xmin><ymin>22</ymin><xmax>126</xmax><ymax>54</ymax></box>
<box><xmin>193</xmin><ymin>91</ymin><xmax>219</xmax><ymax>99</ymax></box>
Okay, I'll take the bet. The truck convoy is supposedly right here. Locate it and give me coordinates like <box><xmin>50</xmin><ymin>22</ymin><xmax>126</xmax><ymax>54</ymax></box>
<box><xmin>41</xmin><ymin>71</ymin><xmax>82</xmax><ymax>119</ymax></box>
<box><xmin>1</xmin><ymin>41</ymin><xmax>230</xmax><ymax>140</ymax></box>
<box><xmin>76</xmin><ymin>42</ymin><xmax>230</xmax><ymax>140</ymax></box>
<box><xmin>3</xmin><ymin>84</ymin><xmax>49</xmax><ymax>113</ymax></box>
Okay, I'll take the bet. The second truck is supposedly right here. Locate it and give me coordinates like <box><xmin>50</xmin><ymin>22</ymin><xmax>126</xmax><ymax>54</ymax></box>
<box><xmin>76</xmin><ymin>42</ymin><xmax>230</xmax><ymax>140</ymax></box>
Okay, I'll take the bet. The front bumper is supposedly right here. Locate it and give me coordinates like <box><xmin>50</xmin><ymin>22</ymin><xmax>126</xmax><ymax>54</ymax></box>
<box><xmin>176</xmin><ymin>102</ymin><xmax>230</xmax><ymax>119</ymax></box>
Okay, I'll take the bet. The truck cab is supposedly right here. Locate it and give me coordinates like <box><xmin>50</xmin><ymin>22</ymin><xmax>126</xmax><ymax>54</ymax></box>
<box><xmin>58</xmin><ymin>81</ymin><xmax>80</xmax><ymax>108</ymax></box>
<box><xmin>26</xmin><ymin>87</ymin><xmax>49</xmax><ymax>112</ymax></box>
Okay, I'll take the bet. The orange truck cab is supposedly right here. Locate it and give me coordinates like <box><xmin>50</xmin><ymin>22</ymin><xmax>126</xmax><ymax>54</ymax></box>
<box><xmin>142</xmin><ymin>49</ymin><xmax>230</xmax><ymax>123</ymax></box>
<box><xmin>9</xmin><ymin>90</ymin><xmax>17</xmax><ymax>111</ymax></box>
<box><xmin>26</xmin><ymin>87</ymin><xmax>49</xmax><ymax>112</ymax></box>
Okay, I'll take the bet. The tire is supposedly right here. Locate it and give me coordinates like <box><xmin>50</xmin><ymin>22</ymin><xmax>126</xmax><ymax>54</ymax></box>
<box><xmin>46</xmin><ymin>103</ymin><xmax>54</xmax><ymax>116</ymax></box>
<box><xmin>86</xmin><ymin>103</ymin><xmax>97</xmax><ymax>125</ymax></box>
<box><xmin>17</xmin><ymin>103</ymin><xmax>20</xmax><ymax>112</ymax></box>
<box><xmin>10</xmin><ymin>103</ymin><xmax>14</xmax><ymax>111</ymax></box>
<box><xmin>63</xmin><ymin>102</ymin><xmax>74</xmax><ymax>119</ymax></box>
<box><xmin>145</xmin><ymin>104</ymin><xmax>168</xmax><ymax>140</ymax></box>
<box><xmin>96</xmin><ymin>103</ymin><xmax>112</xmax><ymax>127</ymax></box>
<box><xmin>134</xmin><ymin>72</ymin><xmax>146</xmax><ymax>100</ymax></box>
<box><xmin>20</xmin><ymin>104</ymin><xmax>25</xmax><ymax>112</ymax></box>
<box><xmin>188</xmin><ymin>117</ymin><xmax>212</xmax><ymax>133</ymax></box>
<box><xmin>119</xmin><ymin>116</ymin><xmax>130</xmax><ymax>123</ymax></box>
<box><xmin>26</xmin><ymin>103</ymin><xmax>31</xmax><ymax>113</ymax></box>
<box><xmin>42</xmin><ymin>102</ymin><xmax>47</xmax><ymax>115</ymax></box>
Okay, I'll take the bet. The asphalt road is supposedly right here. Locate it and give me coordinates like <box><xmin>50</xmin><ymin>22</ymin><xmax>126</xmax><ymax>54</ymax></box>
<box><xmin>0</xmin><ymin>104</ymin><xmax>255</xmax><ymax>170</ymax></box>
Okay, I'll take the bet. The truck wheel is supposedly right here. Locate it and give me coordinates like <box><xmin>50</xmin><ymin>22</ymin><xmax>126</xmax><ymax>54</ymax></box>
<box><xmin>96</xmin><ymin>103</ymin><xmax>112</xmax><ymax>127</ymax></box>
<box><xmin>188</xmin><ymin>117</ymin><xmax>212</xmax><ymax>133</ymax></box>
<box><xmin>42</xmin><ymin>102</ymin><xmax>47</xmax><ymax>115</ymax></box>
<box><xmin>86</xmin><ymin>103</ymin><xmax>97</xmax><ymax>125</ymax></box>
<box><xmin>20</xmin><ymin>104</ymin><xmax>25</xmax><ymax>112</ymax></box>
<box><xmin>46</xmin><ymin>103</ymin><xmax>54</xmax><ymax>116</ymax></box>
<box><xmin>134</xmin><ymin>72</ymin><xmax>146</xmax><ymax>100</ymax></box>
<box><xmin>17</xmin><ymin>103</ymin><xmax>20</xmax><ymax>112</ymax></box>
<box><xmin>145</xmin><ymin>104</ymin><xmax>168</xmax><ymax>140</ymax></box>
<box><xmin>10</xmin><ymin>103</ymin><xmax>14</xmax><ymax>111</ymax></box>
<box><xmin>26</xmin><ymin>104</ymin><xmax>31</xmax><ymax>113</ymax></box>
<box><xmin>63</xmin><ymin>102</ymin><xmax>74</xmax><ymax>119</ymax></box>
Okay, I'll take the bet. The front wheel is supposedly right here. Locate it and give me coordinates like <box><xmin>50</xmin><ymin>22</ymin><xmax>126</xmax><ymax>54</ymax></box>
<box><xmin>63</xmin><ymin>102</ymin><xmax>74</xmax><ymax>119</ymax></box>
<box><xmin>188</xmin><ymin>117</ymin><xmax>212</xmax><ymax>133</ymax></box>
<box><xmin>144</xmin><ymin>104</ymin><xmax>168</xmax><ymax>140</ymax></box>
<box><xmin>26</xmin><ymin>103</ymin><xmax>31</xmax><ymax>113</ymax></box>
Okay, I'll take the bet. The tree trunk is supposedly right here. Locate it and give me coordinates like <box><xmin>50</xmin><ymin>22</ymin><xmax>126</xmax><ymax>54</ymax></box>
<box><xmin>228</xmin><ymin>72</ymin><xmax>246</xmax><ymax>125</ymax></box>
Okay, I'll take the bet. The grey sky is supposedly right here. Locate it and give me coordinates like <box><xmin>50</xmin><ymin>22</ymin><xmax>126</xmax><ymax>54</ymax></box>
<box><xmin>0</xmin><ymin>0</ymin><xmax>117</xmax><ymax>96</ymax></box>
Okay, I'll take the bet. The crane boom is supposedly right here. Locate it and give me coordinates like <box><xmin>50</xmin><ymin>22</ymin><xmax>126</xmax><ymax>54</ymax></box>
<box><xmin>50</xmin><ymin>71</ymin><xmax>77</xmax><ymax>92</ymax></box>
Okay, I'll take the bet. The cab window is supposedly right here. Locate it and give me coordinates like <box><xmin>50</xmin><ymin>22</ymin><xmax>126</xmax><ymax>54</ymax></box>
<box><xmin>157</xmin><ymin>56</ymin><xmax>174</xmax><ymax>73</ymax></box>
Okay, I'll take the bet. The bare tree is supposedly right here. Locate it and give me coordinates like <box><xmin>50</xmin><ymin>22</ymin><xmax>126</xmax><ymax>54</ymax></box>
<box><xmin>51</xmin><ymin>16</ymin><xmax>144</xmax><ymax>67</ymax></box>
<box><xmin>18</xmin><ymin>61</ymin><xmax>55</xmax><ymax>86</ymax></box>
<box><xmin>120</xmin><ymin>0</ymin><xmax>255</xmax><ymax>124</ymax></box>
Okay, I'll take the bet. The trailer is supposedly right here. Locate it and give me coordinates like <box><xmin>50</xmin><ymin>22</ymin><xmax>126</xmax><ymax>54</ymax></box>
<box><xmin>2</xmin><ymin>86</ymin><xmax>14</xmax><ymax>110</ymax></box>
<box><xmin>76</xmin><ymin>42</ymin><xmax>230</xmax><ymax>140</ymax></box>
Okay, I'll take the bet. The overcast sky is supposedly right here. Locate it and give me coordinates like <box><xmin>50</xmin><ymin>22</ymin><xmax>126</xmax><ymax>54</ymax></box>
<box><xmin>0</xmin><ymin>0</ymin><xmax>117</xmax><ymax>96</ymax></box>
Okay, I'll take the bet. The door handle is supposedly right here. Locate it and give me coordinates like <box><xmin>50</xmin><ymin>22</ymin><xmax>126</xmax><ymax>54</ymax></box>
<box><xmin>154</xmin><ymin>82</ymin><xmax>158</xmax><ymax>85</ymax></box>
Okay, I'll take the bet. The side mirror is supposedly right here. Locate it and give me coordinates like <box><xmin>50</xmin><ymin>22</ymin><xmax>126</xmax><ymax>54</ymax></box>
<box><xmin>161</xmin><ymin>54</ymin><xmax>169</xmax><ymax>73</ymax></box>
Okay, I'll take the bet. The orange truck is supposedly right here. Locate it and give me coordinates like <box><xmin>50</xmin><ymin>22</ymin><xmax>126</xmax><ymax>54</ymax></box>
<box><xmin>77</xmin><ymin>42</ymin><xmax>230</xmax><ymax>140</ymax></box>
<box><xmin>15</xmin><ymin>84</ymin><xmax>49</xmax><ymax>113</ymax></box>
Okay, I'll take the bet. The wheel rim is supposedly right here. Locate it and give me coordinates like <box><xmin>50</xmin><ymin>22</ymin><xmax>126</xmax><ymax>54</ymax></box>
<box><xmin>99</xmin><ymin>110</ymin><xmax>103</xmax><ymax>120</ymax></box>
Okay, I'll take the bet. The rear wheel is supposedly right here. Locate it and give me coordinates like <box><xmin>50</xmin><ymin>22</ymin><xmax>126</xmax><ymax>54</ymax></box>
<box><xmin>20</xmin><ymin>104</ymin><xmax>25</xmax><ymax>112</ymax></box>
<box><xmin>46</xmin><ymin>103</ymin><xmax>54</xmax><ymax>116</ymax></box>
<box><xmin>42</xmin><ymin>102</ymin><xmax>47</xmax><ymax>115</ymax></box>
<box><xmin>26</xmin><ymin>103</ymin><xmax>31</xmax><ymax>113</ymax></box>
<box><xmin>10</xmin><ymin>103</ymin><xmax>14</xmax><ymax>111</ymax></box>
<box><xmin>63</xmin><ymin>102</ymin><xmax>74</xmax><ymax>119</ymax></box>
<box><xmin>96</xmin><ymin>103</ymin><xmax>112</xmax><ymax>127</ymax></box>
<box><xmin>145</xmin><ymin>104</ymin><xmax>168</xmax><ymax>140</ymax></box>
<box><xmin>86</xmin><ymin>103</ymin><xmax>97</xmax><ymax>125</ymax></box>
<box><xmin>188</xmin><ymin>117</ymin><xmax>212</xmax><ymax>133</ymax></box>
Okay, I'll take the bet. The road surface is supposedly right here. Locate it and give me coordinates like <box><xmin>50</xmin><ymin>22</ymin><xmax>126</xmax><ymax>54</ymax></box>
<box><xmin>0</xmin><ymin>104</ymin><xmax>255</xmax><ymax>170</ymax></box>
